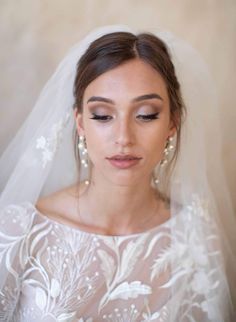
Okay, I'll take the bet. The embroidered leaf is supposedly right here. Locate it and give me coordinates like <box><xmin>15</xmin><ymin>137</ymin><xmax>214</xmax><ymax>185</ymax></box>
<box><xmin>141</xmin><ymin>310</ymin><xmax>160</xmax><ymax>321</ymax></box>
<box><xmin>151</xmin><ymin>311</ymin><xmax>161</xmax><ymax>319</ymax></box>
<box><xmin>109</xmin><ymin>281</ymin><xmax>152</xmax><ymax>300</ymax></box>
<box><xmin>97</xmin><ymin>249</ymin><xmax>115</xmax><ymax>287</ymax></box>
<box><xmin>35</xmin><ymin>287</ymin><xmax>47</xmax><ymax>310</ymax></box>
<box><xmin>99</xmin><ymin>280</ymin><xmax>152</xmax><ymax>312</ymax></box>
<box><xmin>119</xmin><ymin>235</ymin><xmax>146</xmax><ymax>281</ymax></box>
<box><xmin>144</xmin><ymin>232</ymin><xmax>170</xmax><ymax>259</ymax></box>
<box><xmin>50</xmin><ymin>278</ymin><xmax>60</xmax><ymax>298</ymax></box>
<box><xmin>58</xmin><ymin>312</ymin><xmax>76</xmax><ymax>322</ymax></box>
<box><xmin>150</xmin><ymin>244</ymin><xmax>186</xmax><ymax>281</ymax></box>
<box><xmin>160</xmin><ymin>269</ymin><xmax>187</xmax><ymax>288</ymax></box>
<box><xmin>150</xmin><ymin>246</ymin><xmax>173</xmax><ymax>281</ymax></box>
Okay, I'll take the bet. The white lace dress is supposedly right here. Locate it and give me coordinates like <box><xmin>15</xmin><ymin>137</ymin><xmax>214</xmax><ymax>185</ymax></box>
<box><xmin>0</xmin><ymin>198</ymin><xmax>228</xmax><ymax>322</ymax></box>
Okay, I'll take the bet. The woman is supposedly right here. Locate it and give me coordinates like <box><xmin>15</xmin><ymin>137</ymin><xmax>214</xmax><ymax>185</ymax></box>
<box><xmin>0</xmin><ymin>25</ymin><xmax>235</xmax><ymax>321</ymax></box>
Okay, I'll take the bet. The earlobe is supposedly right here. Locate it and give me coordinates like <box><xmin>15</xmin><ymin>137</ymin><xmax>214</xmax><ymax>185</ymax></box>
<box><xmin>168</xmin><ymin>123</ymin><xmax>177</xmax><ymax>139</ymax></box>
<box><xmin>168</xmin><ymin>117</ymin><xmax>178</xmax><ymax>138</ymax></box>
<box><xmin>169</xmin><ymin>128</ymin><xmax>176</xmax><ymax>139</ymax></box>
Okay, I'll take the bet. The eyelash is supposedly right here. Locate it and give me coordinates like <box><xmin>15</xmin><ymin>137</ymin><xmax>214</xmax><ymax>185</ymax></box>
<box><xmin>90</xmin><ymin>113</ymin><xmax>159</xmax><ymax>122</ymax></box>
<box><xmin>137</xmin><ymin>113</ymin><xmax>160</xmax><ymax>121</ymax></box>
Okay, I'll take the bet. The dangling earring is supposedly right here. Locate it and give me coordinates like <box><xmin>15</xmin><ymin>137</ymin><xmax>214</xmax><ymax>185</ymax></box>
<box><xmin>160</xmin><ymin>136</ymin><xmax>174</xmax><ymax>166</ymax></box>
<box><xmin>154</xmin><ymin>137</ymin><xmax>174</xmax><ymax>185</ymax></box>
<box><xmin>78</xmin><ymin>135</ymin><xmax>90</xmax><ymax>185</ymax></box>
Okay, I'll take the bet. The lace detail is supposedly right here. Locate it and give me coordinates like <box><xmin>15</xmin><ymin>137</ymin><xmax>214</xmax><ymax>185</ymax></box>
<box><xmin>36</xmin><ymin>112</ymin><xmax>71</xmax><ymax>168</ymax></box>
<box><xmin>0</xmin><ymin>197</ymin><xmax>228</xmax><ymax>321</ymax></box>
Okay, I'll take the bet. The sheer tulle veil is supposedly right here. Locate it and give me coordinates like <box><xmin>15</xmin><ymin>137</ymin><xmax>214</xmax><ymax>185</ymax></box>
<box><xmin>0</xmin><ymin>25</ymin><xmax>235</xmax><ymax>320</ymax></box>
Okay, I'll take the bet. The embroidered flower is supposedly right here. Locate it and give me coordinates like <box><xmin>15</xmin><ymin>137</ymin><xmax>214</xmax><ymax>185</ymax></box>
<box><xmin>36</xmin><ymin>136</ymin><xmax>47</xmax><ymax>149</ymax></box>
<box><xmin>36</xmin><ymin>113</ymin><xmax>70</xmax><ymax>168</ymax></box>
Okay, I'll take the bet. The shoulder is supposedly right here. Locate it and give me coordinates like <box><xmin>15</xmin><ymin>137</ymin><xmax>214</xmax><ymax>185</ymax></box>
<box><xmin>35</xmin><ymin>182</ymin><xmax>86</xmax><ymax>223</ymax></box>
<box><xmin>0</xmin><ymin>202</ymin><xmax>36</xmax><ymax>236</ymax></box>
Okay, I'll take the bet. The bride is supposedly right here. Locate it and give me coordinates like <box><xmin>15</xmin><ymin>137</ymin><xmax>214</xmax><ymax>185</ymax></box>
<box><xmin>0</xmin><ymin>25</ymin><xmax>235</xmax><ymax>321</ymax></box>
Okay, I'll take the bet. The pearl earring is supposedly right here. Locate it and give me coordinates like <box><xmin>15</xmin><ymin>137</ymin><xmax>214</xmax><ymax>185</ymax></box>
<box><xmin>78</xmin><ymin>135</ymin><xmax>90</xmax><ymax>185</ymax></box>
<box><xmin>154</xmin><ymin>137</ymin><xmax>174</xmax><ymax>185</ymax></box>
<box><xmin>160</xmin><ymin>137</ymin><xmax>174</xmax><ymax>167</ymax></box>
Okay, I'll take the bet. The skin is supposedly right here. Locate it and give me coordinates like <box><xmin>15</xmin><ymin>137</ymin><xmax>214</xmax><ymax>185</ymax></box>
<box><xmin>36</xmin><ymin>58</ymin><xmax>176</xmax><ymax>236</ymax></box>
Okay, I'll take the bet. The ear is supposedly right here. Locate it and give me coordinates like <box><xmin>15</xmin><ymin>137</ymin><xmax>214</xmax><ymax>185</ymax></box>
<box><xmin>74</xmin><ymin>109</ymin><xmax>85</xmax><ymax>136</ymax></box>
<box><xmin>168</xmin><ymin>112</ymin><xmax>179</xmax><ymax>139</ymax></box>
<box><xmin>168</xmin><ymin>119</ymin><xmax>177</xmax><ymax>139</ymax></box>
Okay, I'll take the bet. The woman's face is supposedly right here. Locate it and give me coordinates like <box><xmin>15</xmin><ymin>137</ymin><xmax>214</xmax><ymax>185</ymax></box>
<box><xmin>75</xmin><ymin>58</ymin><xmax>175</xmax><ymax>186</ymax></box>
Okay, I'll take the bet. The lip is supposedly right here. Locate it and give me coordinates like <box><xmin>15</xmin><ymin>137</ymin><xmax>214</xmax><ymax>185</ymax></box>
<box><xmin>106</xmin><ymin>155</ymin><xmax>142</xmax><ymax>169</ymax></box>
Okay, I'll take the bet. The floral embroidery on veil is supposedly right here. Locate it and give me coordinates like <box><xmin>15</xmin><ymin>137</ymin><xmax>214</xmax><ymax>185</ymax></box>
<box><xmin>36</xmin><ymin>112</ymin><xmax>71</xmax><ymax>168</ymax></box>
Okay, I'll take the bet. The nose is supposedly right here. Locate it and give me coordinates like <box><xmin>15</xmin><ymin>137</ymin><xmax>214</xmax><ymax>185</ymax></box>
<box><xmin>115</xmin><ymin>118</ymin><xmax>134</xmax><ymax>147</ymax></box>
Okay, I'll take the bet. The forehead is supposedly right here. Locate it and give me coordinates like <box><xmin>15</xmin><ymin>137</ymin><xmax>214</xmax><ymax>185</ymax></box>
<box><xmin>83</xmin><ymin>58</ymin><xmax>169</xmax><ymax>103</ymax></box>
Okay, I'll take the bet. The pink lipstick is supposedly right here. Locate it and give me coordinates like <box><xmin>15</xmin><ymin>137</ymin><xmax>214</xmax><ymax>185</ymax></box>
<box><xmin>106</xmin><ymin>155</ymin><xmax>142</xmax><ymax>169</ymax></box>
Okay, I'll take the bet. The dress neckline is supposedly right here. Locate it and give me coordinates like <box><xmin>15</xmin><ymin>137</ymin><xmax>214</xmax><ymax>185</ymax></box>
<box><xmin>28</xmin><ymin>202</ymin><xmax>175</xmax><ymax>239</ymax></box>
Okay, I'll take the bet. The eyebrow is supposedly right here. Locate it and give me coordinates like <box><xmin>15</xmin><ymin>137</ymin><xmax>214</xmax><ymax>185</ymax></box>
<box><xmin>86</xmin><ymin>93</ymin><xmax>163</xmax><ymax>104</ymax></box>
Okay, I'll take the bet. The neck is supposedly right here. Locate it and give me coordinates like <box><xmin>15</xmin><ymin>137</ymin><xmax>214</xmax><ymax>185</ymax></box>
<box><xmin>79</xmin><ymin>169</ymin><xmax>160</xmax><ymax>234</ymax></box>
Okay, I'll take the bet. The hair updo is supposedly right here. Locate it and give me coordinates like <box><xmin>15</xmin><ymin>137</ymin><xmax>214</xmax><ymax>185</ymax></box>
<box><xmin>73</xmin><ymin>31</ymin><xmax>185</xmax><ymax>191</ymax></box>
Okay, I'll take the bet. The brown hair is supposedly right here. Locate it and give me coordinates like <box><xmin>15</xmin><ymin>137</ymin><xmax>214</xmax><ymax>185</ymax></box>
<box><xmin>73</xmin><ymin>31</ymin><xmax>185</xmax><ymax>192</ymax></box>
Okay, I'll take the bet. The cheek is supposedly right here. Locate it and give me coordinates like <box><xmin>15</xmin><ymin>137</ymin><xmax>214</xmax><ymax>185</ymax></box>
<box><xmin>83</xmin><ymin>123</ymin><xmax>109</xmax><ymax>160</ymax></box>
<box><xmin>146</xmin><ymin>134</ymin><xmax>167</xmax><ymax>161</ymax></box>
<box><xmin>142</xmin><ymin>125</ymin><xmax>169</xmax><ymax>164</ymax></box>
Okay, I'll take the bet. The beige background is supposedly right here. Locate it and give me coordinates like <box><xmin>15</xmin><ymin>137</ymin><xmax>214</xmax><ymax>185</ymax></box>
<box><xmin>0</xmin><ymin>0</ymin><xmax>235</xmax><ymax>209</ymax></box>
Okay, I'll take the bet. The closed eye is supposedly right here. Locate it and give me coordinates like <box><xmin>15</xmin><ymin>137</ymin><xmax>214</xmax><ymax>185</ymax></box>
<box><xmin>136</xmin><ymin>112</ymin><xmax>160</xmax><ymax>121</ymax></box>
<box><xmin>89</xmin><ymin>112</ymin><xmax>160</xmax><ymax>122</ymax></box>
<box><xmin>90</xmin><ymin>113</ymin><xmax>112</xmax><ymax>122</ymax></box>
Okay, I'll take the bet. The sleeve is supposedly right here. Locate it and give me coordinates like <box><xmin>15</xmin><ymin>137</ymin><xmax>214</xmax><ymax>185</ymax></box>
<box><xmin>170</xmin><ymin>196</ymin><xmax>232</xmax><ymax>321</ymax></box>
<box><xmin>0</xmin><ymin>203</ymin><xmax>34</xmax><ymax>322</ymax></box>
